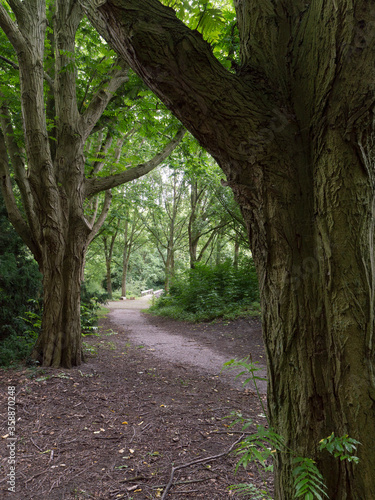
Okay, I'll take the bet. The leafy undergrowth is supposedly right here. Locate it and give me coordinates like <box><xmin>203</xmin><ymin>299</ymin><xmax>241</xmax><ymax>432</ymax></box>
<box><xmin>147</xmin><ymin>302</ymin><xmax>260</xmax><ymax>323</ymax></box>
<box><xmin>148</xmin><ymin>260</ymin><xmax>260</xmax><ymax>322</ymax></box>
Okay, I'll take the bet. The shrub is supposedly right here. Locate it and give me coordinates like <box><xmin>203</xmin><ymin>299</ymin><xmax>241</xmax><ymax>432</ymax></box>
<box><xmin>149</xmin><ymin>259</ymin><xmax>259</xmax><ymax>321</ymax></box>
<box><xmin>81</xmin><ymin>283</ymin><xmax>109</xmax><ymax>334</ymax></box>
<box><xmin>0</xmin><ymin>193</ymin><xmax>43</xmax><ymax>366</ymax></box>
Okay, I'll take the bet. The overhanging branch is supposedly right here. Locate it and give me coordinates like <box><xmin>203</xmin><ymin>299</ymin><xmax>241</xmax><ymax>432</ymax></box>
<box><xmin>87</xmin><ymin>190</ymin><xmax>113</xmax><ymax>244</ymax></box>
<box><xmin>84</xmin><ymin>126</ymin><xmax>186</xmax><ymax>198</ymax></box>
<box><xmin>0</xmin><ymin>101</ymin><xmax>41</xmax><ymax>244</ymax></box>
<box><xmin>83</xmin><ymin>0</ymin><xmax>269</xmax><ymax>166</ymax></box>
<box><xmin>0</xmin><ymin>4</ymin><xmax>25</xmax><ymax>52</ymax></box>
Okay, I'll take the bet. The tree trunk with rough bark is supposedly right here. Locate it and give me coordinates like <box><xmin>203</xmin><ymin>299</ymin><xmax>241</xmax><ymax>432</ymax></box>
<box><xmin>33</xmin><ymin>231</ymin><xmax>87</xmax><ymax>368</ymax></box>
<box><xmin>84</xmin><ymin>0</ymin><xmax>375</xmax><ymax>497</ymax></box>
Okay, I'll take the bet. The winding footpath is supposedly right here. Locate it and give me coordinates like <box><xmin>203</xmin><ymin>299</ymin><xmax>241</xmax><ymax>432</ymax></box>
<box><xmin>107</xmin><ymin>296</ymin><xmax>267</xmax><ymax>394</ymax></box>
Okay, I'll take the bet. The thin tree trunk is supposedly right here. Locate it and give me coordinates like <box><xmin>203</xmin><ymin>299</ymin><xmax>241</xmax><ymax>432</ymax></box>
<box><xmin>121</xmin><ymin>261</ymin><xmax>128</xmax><ymax>297</ymax></box>
<box><xmin>164</xmin><ymin>245</ymin><xmax>173</xmax><ymax>293</ymax></box>
<box><xmin>233</xmin><ymin>239</ymin><xmax>240</xmax><ymax>269</ymax></box>
<box><xmin>105</xmin><ymin>257</ymin><xmax>113</xmax><ymax>298</ymax></box>
<box><xmin>103</xmin><ymin>227</ymin><xmax>118</xmax><ymax>299</ymax></box>
<box><xmin>121</xmin><ymin>219</ymin><xmax>129</xmax><ymax>297</ymax></box>
<box><xmin>188</xmin><ymin>180</ymin><xmax>198</xmax><ymax>268</ymax></box>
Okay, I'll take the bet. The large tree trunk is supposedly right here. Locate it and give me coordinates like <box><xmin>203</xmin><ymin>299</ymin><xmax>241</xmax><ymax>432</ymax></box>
<box><xmin>243</xmin><ymin>128</ymin><xmax>375</xmax><ymax>498</ymax></box>
<box><xmin>31</xmin><ymin>195</ymin><xmax>91</xmax><ymax>368</ymax></box>
<box><xmin>85</xmin><ymin>0</ymin><xmax>375</xmax><ymax>497</ymax></box>
<box><xmin>33</xmin><ymin>241</ymin><xmax>85</xmax><ymax>368</ymax></box>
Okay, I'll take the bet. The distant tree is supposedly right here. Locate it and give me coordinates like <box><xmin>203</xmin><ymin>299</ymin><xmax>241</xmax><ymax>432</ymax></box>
<box><xmin>121</xmin><ymin>207</ymin><xmax>145</xmax><ymax>297</ymax></box>
<box><xmin>102</xmin><ymin>220</ymin><xmax>120</xmax><ymax>299</ymax></box>
<box><xmin>142</xmin><ymin>168</ymin><xmax>189</xmax><ymax>292</ymax></box>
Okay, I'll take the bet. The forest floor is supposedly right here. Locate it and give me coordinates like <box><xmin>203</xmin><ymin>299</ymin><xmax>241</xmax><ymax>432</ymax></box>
<box><xmin>0</xmin><ymin>297</ymin><xmax>273</xmax><ymax>500</ymax></box>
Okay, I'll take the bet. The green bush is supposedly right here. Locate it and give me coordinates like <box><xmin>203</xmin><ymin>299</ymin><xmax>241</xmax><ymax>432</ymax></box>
<box><xmin>81</xmin><ymin>283</ymin><xmax>109</xmax><ymax>334</ymax></box>
<box><xmin>0</xmin><ymin>193</ymin><xmax>43</xmax><ymax>366</ymax></box>
<box><xmin>149</xmin><ymin>259</ymin><xmax>259</xmax><ymax>321</ymax></box>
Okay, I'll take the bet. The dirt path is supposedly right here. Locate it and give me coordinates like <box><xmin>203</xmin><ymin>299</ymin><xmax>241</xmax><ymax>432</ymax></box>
<box><xmin>0</xmin><ymin>299</ymin><xmax>271</xmax><ymax>499</ymax></box>
<box><xmin>107</xmin><ymin>297</ymin><xmax>267</xmax><ymax>394</ymax></box>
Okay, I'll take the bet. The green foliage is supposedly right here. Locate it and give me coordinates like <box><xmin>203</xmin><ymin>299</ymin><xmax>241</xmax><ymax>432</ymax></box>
<box><xmin>0</xmin><ymin>301</ymin><xmax>42</xmax><ymax>367</ymax></box>
<box><xmin>228</xmin><ymin>482</ymin><xmax>272</xmax><ymax>499</ymax></box>
<box><xmin>149</xmin><ymin>259</ymin><xmax>259</xmax><ymax>321</ymax></box>
<box><xmin>292</xmin><ymin>458</ymin><xmax>327</xmax><ymax>500</ymax></box>
<box><xmin>80</xmin><ymin>284</ymin><xmax>109</xmax><ymax>334</ymax></box>
<box><xmin>0</xmin><ymin>194</ymin><xmax>43</xmax><ymax>366</ymax></box>
<box><xmin>160</xmin><ymin>0</ymin><xmax>239</xmax><ymax>69</ymax></box>
<box><xmin>0</xmin><ymin>280</ymin><xmax>108</xmax><ymax>367</ymax></box>
<box><xmin>233</xmin><ymin>424</ymin><xmax>282</xmax><ymax>472</ymax></box>
<box><xmin>0</xmin><ymin>313</ymin><xmax>40</xmax><ymax>367</ymax></box>
<box><xmin>319</xmin><ymin>433</ymin><xmax>360</xmax><ymax>464</ymax></box>
<box><xmin>223</xmin><ymin>357</ymin><xmax>267</xmax><ymax>418</ymax></box>
<box><xmin>82</xmin><ymin>342</ymin><xmax>98</xmax><ymax>358</ymax></box>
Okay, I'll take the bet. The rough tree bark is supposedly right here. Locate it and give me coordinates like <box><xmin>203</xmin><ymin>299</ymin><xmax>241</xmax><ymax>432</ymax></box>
<box><xmin>0</xmin><ymin>0</ymin><xmax>185</xmax><ymax>368</ymax></box>
<box><xmin>84</xmin><ymin>0</ymin><xmax>375</xmax><ymax>498</ymax></box>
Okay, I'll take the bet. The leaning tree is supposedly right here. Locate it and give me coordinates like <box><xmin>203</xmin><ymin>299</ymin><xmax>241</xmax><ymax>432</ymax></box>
<box><xmin>82</xmin><ymin>0</ymin><xmax>375</xmax><ymax>498</ymax></box>
<box><xmin>0</xmin><ymin>0</ymin><xmax>185</xmax><ymax>368</ymax></box>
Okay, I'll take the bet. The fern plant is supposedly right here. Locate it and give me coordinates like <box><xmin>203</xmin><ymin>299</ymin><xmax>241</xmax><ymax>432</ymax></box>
<box><xmin>292</xmin><ymin>458</ymin><xmax>327</xmax><ymax>499</ymax></box>
<box><xmin>319</xmin><ymin>433</ymin><xmax>360</xmax><ymax>463</ymax></box>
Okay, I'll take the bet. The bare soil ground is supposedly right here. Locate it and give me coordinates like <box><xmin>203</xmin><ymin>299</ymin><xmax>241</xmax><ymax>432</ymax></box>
<box><xmin>0</xmin><ymin>298</ymin><xmax>272</xmax><ymax>499</ymax></box>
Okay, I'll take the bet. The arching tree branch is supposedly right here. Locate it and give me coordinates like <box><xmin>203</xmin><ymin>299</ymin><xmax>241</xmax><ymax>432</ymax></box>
<box><xmin>84</xmin><ymin>126</ymin><xmax>186</xmax><ymax>197</ymax></box>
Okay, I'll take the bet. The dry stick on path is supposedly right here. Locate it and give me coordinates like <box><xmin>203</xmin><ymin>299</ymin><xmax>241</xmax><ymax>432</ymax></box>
<box><xmin>161</xmin><ymin>434</ymin><xmax>245</xmax><ymax>499</ymax></box>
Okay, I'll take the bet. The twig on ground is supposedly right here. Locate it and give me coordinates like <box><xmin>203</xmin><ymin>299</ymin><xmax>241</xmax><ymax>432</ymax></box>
<box><xmin>173</xmin><ymin>489</ymin><xmax>200</xmax><ymax>494</ymax></box>
<box><xmin>29</xmin><ymin>437</ymin><xmax>43</xmax><ymax>452</ymax></box>
<box><xmin>210</xmin><ymin>430</ymin><xmax>254</xmax><ymax>435</ymax></box>
<box><xmin>161</xmin><ymin>434</ymin><xmax>244</xmax><ymax>499</ymax></box>
<box><xmin>25</xmin><ymin>471</ymin><xmax>45</xmax><ymax>484</ymax></box>
<box><xmin>129</xmin><ymin>426</ymin><xmax>137</xmax><ymax>443</ymax></box>
<box><xmin>151</xmin><ymin>478</ymin><xmax>208</xmax><ymax>489</ymax></box>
